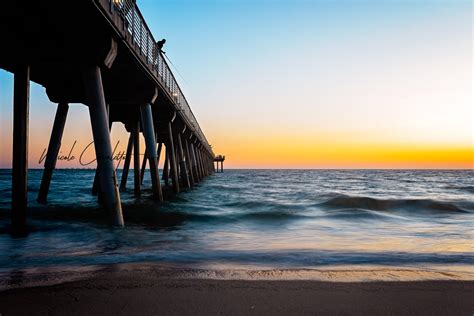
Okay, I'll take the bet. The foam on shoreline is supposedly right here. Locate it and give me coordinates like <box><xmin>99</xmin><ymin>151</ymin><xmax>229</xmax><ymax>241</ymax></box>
<box><xmin>1</xmin><ymin>262</ymin><xmax>473</xmax><ymax>291</ymax></box>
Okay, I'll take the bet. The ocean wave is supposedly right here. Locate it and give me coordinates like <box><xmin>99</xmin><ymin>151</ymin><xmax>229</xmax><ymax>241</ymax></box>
<box><xmin>318</xmin><ymin>195</ymin><xmax>469</xmax><ymax>214</ymax></box>
<box><xmin>445</xmin><ymin>185</ymin><xmax>474</xmax><ymax>194</ymax></box>
<box><xmin>235</xmin><ymin>210</ymin><xmax>307</xmax><ymax>221</ymax></box>
<box><xmin>317</xmin><ymin>208</ymin><xmax>402</xmax><ymax>220</ymax></box>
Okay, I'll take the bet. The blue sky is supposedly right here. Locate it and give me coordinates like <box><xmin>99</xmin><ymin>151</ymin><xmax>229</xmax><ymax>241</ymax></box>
<box><xmin>0</xmin><ymin>0</ymin><xmax>472</xmax><ymax>168</ymax></box>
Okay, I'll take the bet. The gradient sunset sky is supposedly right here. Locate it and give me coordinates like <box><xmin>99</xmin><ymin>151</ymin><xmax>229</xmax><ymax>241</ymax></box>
<box><xmin>0</xmin><ymin>0</ymin><xmax>472</xmax><ymax>169</ymax></box>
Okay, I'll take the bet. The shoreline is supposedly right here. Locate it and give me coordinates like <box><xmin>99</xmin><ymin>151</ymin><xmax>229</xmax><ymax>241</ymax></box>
<box><xmin>1</xmin><ymin>262</ymin><xmax>473</xmax><ymax>291</ymax></box>
<box><xmin>0</xmin><ymin>264</ymin><xmax>473</xmax><ymax>315</ymax></box>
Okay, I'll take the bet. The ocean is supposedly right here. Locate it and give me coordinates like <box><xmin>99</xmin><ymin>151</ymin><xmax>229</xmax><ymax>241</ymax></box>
<box><xmin>0</xmin><ymin>169</ymin><xmax>473</xmax><ymax>280</ymax></box>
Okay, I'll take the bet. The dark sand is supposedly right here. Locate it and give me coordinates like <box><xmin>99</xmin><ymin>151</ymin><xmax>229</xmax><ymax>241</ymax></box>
<box><xmin>0</xmin><ymin>266</ymin><xmax>473</xmax><ymax>315</ymax></box>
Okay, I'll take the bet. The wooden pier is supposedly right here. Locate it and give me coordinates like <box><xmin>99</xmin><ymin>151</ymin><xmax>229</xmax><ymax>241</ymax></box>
<box><xmin>0</xmin><ymin>0</ymin><xmax>219</xmax><ymax>230</ymax></box>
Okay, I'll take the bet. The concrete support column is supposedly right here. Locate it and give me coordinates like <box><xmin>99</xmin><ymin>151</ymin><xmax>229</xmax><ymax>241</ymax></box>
<box><xmin>183</xmin><ymin>137</ymin><xmax>195</xmax><ymax>186</ymax></box>
<box><xmin>37</xmin><ymin>102</ymin><xmax>69</xmax><ymax>204</ymax></box>
<box><xmin>132</xmin><ymin>121</ymin><xmax>141</xmax><ymax>196</ymax></box>
<box><xmin>207</xmin><ymin>155</ymin><xmax>211</xmax><ymax>174</ymax></box>
<box><xmin>120</xmin><ymin>132</ymin><xmax>133</xmax><ymax>191</ymax></box>
<box><xmin>11</xmin><ymin>65</ymin><xmax>30</xmax><ymax>232</ymax></box>
<box><xmin>156</xmin><ymin>142</ymin><xmax>163</xmax><ymax>169</ymax></box>
<box><xmin>83</xmin><ymin>66</ymin><xmax>123</xmax><ymax>227</ymax></box>
<box><xmin>205</xmin><ymin>152</ymin><xmax>210</xmax><ymax>175</ymax></box>
<box><xmin>203</xmin><ymin>151</ymin><xmax>209</xmax><ymax>177</ymax></box>
<box><xmin>156</xmin><ymin>141</ymin><xmax>163</xmax><ymax>185</ymax></box>
<box><xmin>200</xmin><ymin>148</ymin><xmax>206</xmax><ymax>178</ymax></box>
<box><xmin>162</xmin><ymin>149</ymin><xmax>170</xmax><ymax>186</ymax></box>
<box><xmin>197</xmin><ymin>147</ymin><xmax>205</xmax><ymax>178</ymax></box>
<box><xmin>202</xmin><ymin>153</ymin><xmax>207</xmax><ymax>176</ymax></box>
<box><xmin>195</xmin><ymin>146</ymin><xmax>202</xmax><ymax>179</ymax></box>
<box><xmin>174</xmin><ymin>140</ymin><xmax>181</xmax><ymax>183</ymax></box>
<box><xmin>140</xmin><ymin>149</ymin><xmax>147</xmax><ymax>184</ymax></box>
<box><xmin>176</xmin><ymin>133</ymin><xmax>190</xmax><ymax>189</ymax></box>
<box><xmin>190</xmin><ymin>142</ymin><xmax>200</xmax><ymax>182</ymax></box>
<box><xmin>92</xmin><ymin>104</ymin><xmax>111</xmax><ymax>196</ymax></box>
<box><xmin>167</xmin><ymin>122</ymin><xmax>180</xmax><ymax>193</ymax></box>
<box><xmin>140</xmin><ymin>103</ymin><xmax>163</xmax><ymax>201</ymax></box>
<box><xmin>207</xmin><ymin>155</ymin><xmax>210</xmax><ymax>175</ymax></box>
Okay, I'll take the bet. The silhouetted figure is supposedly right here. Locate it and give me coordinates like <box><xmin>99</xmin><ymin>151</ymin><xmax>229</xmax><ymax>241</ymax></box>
<box><xmin>157</xmin><ymin>39</ymin><xmax>166</xmax><ymax>53</ymax></box>
<box><xmin>152</xmin><ymin>39</ymin><xmax>166</xmax><ymax>65</ymax></box>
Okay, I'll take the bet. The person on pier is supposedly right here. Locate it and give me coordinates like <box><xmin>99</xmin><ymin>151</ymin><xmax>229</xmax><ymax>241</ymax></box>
<box><xmin>153</xmin><ymin>38</ymin><xmax>166</xmax><ymax>66</ymax></box>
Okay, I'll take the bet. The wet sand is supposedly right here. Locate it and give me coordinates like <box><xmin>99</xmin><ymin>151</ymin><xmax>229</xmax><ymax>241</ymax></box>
<box><xmin>0</xmin><ymin>265</ymin><xmax>473</xmax><ymax>315</ymax></box>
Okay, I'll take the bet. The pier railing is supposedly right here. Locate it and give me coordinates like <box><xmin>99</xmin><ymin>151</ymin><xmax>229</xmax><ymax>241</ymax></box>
<box><xmin>107</xmin><ymin>0</ymin><xmax>212</xmax><ymax>154</ymax></box>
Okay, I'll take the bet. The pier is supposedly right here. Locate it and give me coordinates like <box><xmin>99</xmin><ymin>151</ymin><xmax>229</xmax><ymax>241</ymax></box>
<box><xmin>214</xmin><ymin>155</ymin><xmax>226</xmax><ymax>173</ymax></box>
<box><xmin>0</xmin><ymin>0</ymin><xmax>220</xmax><ymax>230</ymax></box>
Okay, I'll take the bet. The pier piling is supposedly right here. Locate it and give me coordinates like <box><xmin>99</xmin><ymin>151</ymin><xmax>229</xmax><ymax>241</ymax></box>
<box><xmin>11</xmin><ymin>65</ymin><xmax>30</xmax><ymax>232</ymax></box>
<box><xmin>140</xmin><ymin>103</ymin><xmax>163</xmax><ymax>201</ymax></box>
<box><xmin>140</xmin><ymin>149</ymin><xmax>147</xmax><ymax>184</ymax></box>
<box><xmin>37</xmin><ymin>102</ymin><xmax>69</xmax><ymax>204</ymax></box>
<box><xmin>214</xmin><ymin>155</ymin><xmax>225</xmax><ymax>173</ymax></box>
<box><xmin>92</xmin><ymin>104</ymin><xmax>111</xmax><ymax>197</ymax></box>
<box><xmin>120</xmin><ymin>133</ymin><xmax>133</xmax><ymax>191</ymax></box>
<box><xmin>184</xmin><ymin>137</ymin><xmax>195</xmax><ymax>186</ymax></box>
<box><xmin>177</xmin><ymin>132</ymin><xmax>191</xmax><ymax>189</ymax></box>
<box><xmin>132</xmin><ymin>122</ymin><xmax>141</xmax><ymax>196</ymax></box>
<box><xmin>83</xmin><ymin>66</ymin><xmax>123</xmax><ymax>227</ymax></box>
<box><xmin>156</xmin><ymin>142</ymin><xmax>163</xmax><ymax>164</ymax></box>
<box><xmin>3</xmin><ymin>1</ymin><xmax>219</xmax><ymax>227</ymax></box>
<box><xmin>193</xmin><ymin>142</ymin><xmax>203</xmax><ymax>181</ymax></box>
<box><xmin>163</xmin><ymin>150</ymin><xmax>170</xmax><ymax>187</ymax></box>
<box><xmin>167</xmin><ymin>123</ymin><xmax>180</xmax><ymax>193</ymax></box>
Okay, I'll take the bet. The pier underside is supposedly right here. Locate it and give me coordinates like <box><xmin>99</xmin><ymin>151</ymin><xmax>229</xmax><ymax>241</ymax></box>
<box><xmin>0</xmin><ymin>0</ymin><xmax>216</xmax><ymax>230</ymax></box>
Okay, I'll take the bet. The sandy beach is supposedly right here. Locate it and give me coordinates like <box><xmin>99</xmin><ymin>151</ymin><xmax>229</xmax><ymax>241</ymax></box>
<box><xmin>0</xmin><ymin>264</ymin><xmax>473</xmax><ymax>315</ymax></box>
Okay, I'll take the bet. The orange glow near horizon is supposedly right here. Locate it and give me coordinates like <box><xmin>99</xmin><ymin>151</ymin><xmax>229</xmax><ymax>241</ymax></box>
<box><xmin>0</xmin><ymin>99</ymin><xmax>472</xmax><ymax>170</ymax></box>
<box><xmin>1</xmin><ymin>124</ymin><xmax>471</xmax><ymax>170</ymax></box>
<box><xmin>210</xmin><ymin>134</ymin><xmax>473</xmax><ymax>169</ymax></box>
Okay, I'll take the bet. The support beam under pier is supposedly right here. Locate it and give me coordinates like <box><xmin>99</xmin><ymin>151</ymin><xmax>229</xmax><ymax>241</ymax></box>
<box><xmin>167</xmin><ymin>123</ymin><xmax>180</xmax><ymax>193</ymax></box>
<box><xmin>188</xmin><ymin>137</ymin><xmax>199</xmax><ymax>183</ymax></box>
<box><xmin>177</xmin><ymin>133</ymin><xmax>191</xmax><ymax>189</ymax></box>
<box><xmin>92</xmin><ymin>104</ymin><xmax>111</xmax><ymax>197</ymax></box>
<box><xmin>37</xmin><ymin>102</ymin><xmax>69</xmax><ymax>204</ymax></box>
<box><xmin>194</xmin><ymin>143</ymin><xmax>203</xmax><ymax>181</ymax></box>
<box><xmin>184</xmin><ymin>137</ymin><xmax>195</xmax><ymax>186</ymax></box>
<box><xmin>11</xmin><ymin>65</ymin><xmax>30</xmax><ymax>232</ymax></box>
<box><xmin>140</xmin><ymin>103</ymin><xmax>163</xmax><ymax>201</ymax></box>
<box><xmin>140</xmin><ymin>150</ymin><xmax>147</xmax><ymax>184</ymax></box>
<box><xmin>83</xmin><ymin>66</ymin><xmax>123</xmax><ymax>227</ymax></box>
<box><xmin>120</xmin><ymin>132</ymin><xmax>133</xmax><ymax>191</ymax></box>
<box><xmin>162</xmin><ymin>149</ymin><xmax>170</xmax><ymax>187</ymax></box>
<box><xmin>132</xmin><ymin>122</ymin><xmax>141</xmax><ymax>196</ymax></box>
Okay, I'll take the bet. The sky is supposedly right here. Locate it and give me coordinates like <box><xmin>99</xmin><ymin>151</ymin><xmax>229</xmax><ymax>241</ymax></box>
<box><xmin>0</xmin><ymin>0</ymin><xmax>472</xmax><ymax>169</ymax></box>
